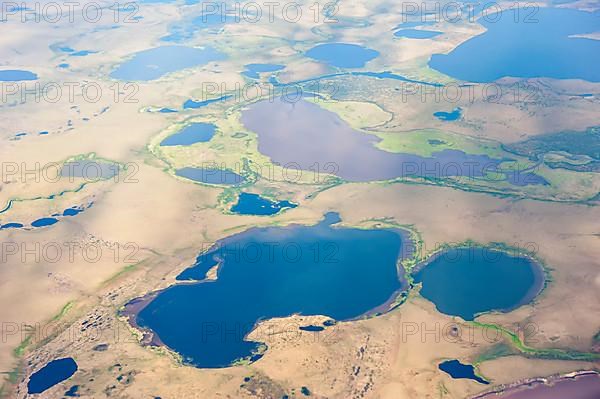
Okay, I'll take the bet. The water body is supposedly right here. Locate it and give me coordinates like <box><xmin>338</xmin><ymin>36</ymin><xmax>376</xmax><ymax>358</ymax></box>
<box><xmin>429</xmin><ymin>8</ymin><xmax>600</xmax><ymax>82</ymax></box>
<box><xmin>413</xmin><ymin>247</ymin><xmax>545</xmax><ymax>320</ymax></box>
<box><xmin>305</xmin><ymin>43</ymin><xmax>379</xmax><ymax>68</ymax></box>
<box><xmin>160</xmin><ymin>123</ymin><xmax>216</xmax><ymax>146</ymax></box>
<box><xmin>231</xmin><ymin>193</ymin><xmax>297</xmax><ymax>216</ymax></box>
<box><xmin>1</xmin><ymin>223</ymin><xmax>24</xmax><ymax>229</ymax></box>
<box><xmin>27</xmin><ymin>358</ymin><xmax>78</xmax><ymax>394</ymax></box>
<box><xmin>110</xmin><ymin>46</ymin><xmax>224</xmax><ymax>81</ymax></box>
<box><xmin>61</xmin><ymin>160</ymin><xmax>118</xmax><ymax>180</ymax></box>
<box><xmin>63</xmin><ymin>206</ymin><xmax>84</xmax><ymax>216</ymax></box>
<box><xmin>394</xmin><ymin>20</ymin><xmax>437</xmax><ymax>29</ymax></box>
<box><xmin>131</xmin><ymin>213</ymin><xmax>407</xmax><ymax>367</ymax></box>
<box><xmin>243</xmin><ymin>63</ymin><xmax>285</xmax><ymax>79</ymax></box>
<box><xmin>434</xmin><ymin>108</ymin><xmax>462</xmax><ymax>121</ymax></box>
<box><xmin>438</xmin><ymin>359</ymin><xmax>489</xmax><ymax>384</ymax></box>
<box><xmin>395</xmin><ymin>29</ymin><xmax>442</xmax><ymax>39</ymax></box>
<box><xmin>478</xmin><ymin>372</ymin><xmax>600</xmax><ymax>399</ymax></box>
<box><xmin>0</xmin><ymin>70</ymin><xmax>38</xmax><ymax>81</ymax></box>
<box><xmin>31</xmin><ymin>218</ymin><xmax>59</xmax><ymax>228</ymax></box>
<box><xmin>299</xmin><ymin>325</ymin><xmax>325</xmax><ymax>332</ymax></box>
<box><xmin>183</xmin><ymin>95</ymin><xmax>232</xmax><ymax>109</ymax></box>
<box><xmin>70</xmin><ymin>50</ymin><xmax>97</xmax><ymax>57</ymax></box>
<box><xmin>241</xmin><ymin>98</ymin><xmax>545</xmax><ymax>185</ymax></box>
<box><xmin>176</xmin><ymin>167</ymin><xmax>245</xmax><ymax>185</ymax></box>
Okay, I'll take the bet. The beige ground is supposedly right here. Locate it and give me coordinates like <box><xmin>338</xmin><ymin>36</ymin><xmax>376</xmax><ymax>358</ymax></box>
<box><xmin>1</xmin><ymin>0</ymin><xmax>599</xmax><ymax>398</ymax></box>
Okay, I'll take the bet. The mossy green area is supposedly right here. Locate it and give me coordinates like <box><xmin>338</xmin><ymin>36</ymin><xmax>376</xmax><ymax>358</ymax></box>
<box><xmin>470</xmin><ymin>321</ymin><xmax>600</xmax><ymax>362</ymax></box>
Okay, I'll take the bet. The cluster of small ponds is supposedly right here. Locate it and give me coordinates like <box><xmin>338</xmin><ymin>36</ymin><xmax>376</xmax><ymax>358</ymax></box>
<box><xmin>0</xmin><ymin>204</ymin><xmax>90</xmax><ymax>230</ymax></box>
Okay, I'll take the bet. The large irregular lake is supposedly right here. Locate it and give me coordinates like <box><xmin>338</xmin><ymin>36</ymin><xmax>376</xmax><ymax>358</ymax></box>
<box><xmin>305</xmin><ymin>43</ymin><xmax>379</xmax><ymax>68</ymax></box>
<box><xmin>110</xmin><ymin>46</ymin><xmax>224</xmax><ymax>81</ymax></box>
<box><xmin>413</xmin><ymin>247</ymin><xmax>545</xmax><ymax>320</ymax></box>
<box><xmin>175</xmin><ymin>167</ymin><xmax>245</xmax><ymax>185</ymax></box>
<box><xmin>241</xmin><ymin>98</ymin><xmax>546</xmax><ymax>185</ymax></box>
<box><xmin>429</xmin><ymin>8</ymin><xmax>600</xmax><ymax>82</ymax></box>
<box><xmin>131</xmin><ymin>213</ymin><xmax>408</xmax><ymax>367</ymax></box>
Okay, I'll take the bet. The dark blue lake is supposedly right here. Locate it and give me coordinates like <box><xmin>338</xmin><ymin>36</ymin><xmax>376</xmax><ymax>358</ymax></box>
<box><xmin>110</xmin><ymin>46</ymin><xmax>224</xmax><ymax>81</ymax></box>
<box><xmin>305</xmin><ymin>43</ymin><xmax>379</xmax><ymax>68</ymax></box>
<box><xmin>0</xmin><ymin>70</ymin><xmax>38</xmax><ymax>81</ymax></box>
<box><xmin>132</xmin><ymin>213</ymin><xmax>407</xmax><ymax>367</ymax></box>
<box><xmin>27</xmin><ymin>358</ymin><xmax>78</xmax><ymax>394</ymax></box>
<box><xmin>1</xmin><ymin>223</ymin><xmax>24</xmax><ymax>229</ymax></box>
<box><xmin>439</xmin><ymin>360</ymin><xmax>489</xmax><ymax>384</ymax></box>
<box><xmin>429</xmin><ymin>8</ymin><xmax>600</xmax><ymax>82</ymax></box>
<box><xmin>413</xmin><ymin>247</ymin><xmax>545</xmax><ymax>320</ymax></box>
<box><xmin>160</xmin><ymin>123</ymin><xmax>216</xmax><ymax>146</ymax></box>
<box><xmin>434</xmin><ymin>108</ymin><xmax>462</xmax><ymax>121</ymax></box>
<box><xmin>395</xmin><ymin>29</ymin><xmax>442</xmax><ymax>39</ymax></box>
<box><xmin>243</xmin><ymin>63</ymin><xmax>285</xmax><ymax>79</ymax></box>
<box><xmin>176</xmin><ymin>167</ymin><xmax>245</xmax><ymax>185</ymax></box>
<box><xmin>241</xmin><ymin>98</ymin><xmax>546</xmax><ymax>185</ymax></box>
<box><xmin>231</xmin><ymin>193</ymin><xmax>297</xmax><ymax>216</ymax></box>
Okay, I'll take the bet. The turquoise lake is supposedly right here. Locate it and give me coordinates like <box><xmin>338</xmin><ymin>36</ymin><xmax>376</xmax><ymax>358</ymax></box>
<box><xmin>413</xmin><ymin>247</ymin><xmax>545</xmax><ymax>320</ymax></box>
<box><xmin>230</xmin><ymin>193</ymin><xmax>297</xmax><ymax>215</ymax></box>
<box><xmin>305</xmin><ymin>43</ymin><xmax>379</xmax><ymax>68</ymax></box>
<box><xmin>429</xmin><ymin>8</ymin><xmax>600</xmax><ymax>82</ymax></box>
<box><xmin>110</xmin><ymin>46</ymin><xmax>224</xmax><ymax>81</ymax></box>
<box><xmin>133</xmin><ymin>213</ymin><xmax>407</xmax><ymax>367</ymax></box>
<box><xmin>176</xmin><ymin>167</ymin><xmax>245</xmax><ymax>185</ymax></box>
<box><xmin>0</xmin><ymin>70</ymin><xmax>37</xmax><ymax>81</ymax></box>
<box><xmin>395</xmin><ymin>29</ymin><xmax>442</xmax><ymax>39</ymax></box>
<box><xmin>160</xmin><ymin>123</ymin><xmax>216</xmax><ymax>146</ymax></box>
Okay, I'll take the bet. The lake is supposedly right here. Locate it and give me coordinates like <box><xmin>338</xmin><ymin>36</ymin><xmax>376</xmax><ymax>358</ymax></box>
<box><xmin>0</xmin><ymin>70</ymin><xmax>38</xmax><ymax>81</ymax></box>
<box><xmin>413</xmin><ymin>247</ymin><xmax>545</xmax><ymax>320</ymax></box>
<box><xmin>434</xmin><ymin>108</ymin><xmax>462</xmax><ymax>121</ymax></box>
<box><xmin>243</xmin><ymin>64</ymin><xmax>285</xmax><ymax>79</ymax></box>
<box><xmin>160</xmin><ymin>123</ymin><xmax>216</xmax><ymax>146</ymax></box>
<box><xmin>183</xmin><ymin>95</ymin><xmax>232</xmax><ymax>109</ymax></box>
<box><xmin>130</xmin><ymin>213</ymin><xmax>408</xmax><ymax>367</ymax></box>
<box><xmin>230</xmin><ymin>193</ymin><xmax>297</xmax><ymax>215</ymax></box>
<box><xmin>429</xmin><ymin>8</ymin><xmax>600</xmax><ymax>82</ymax></box>
<box><xmin>395</xmin><ymin>29</ymin><xmax>442</xmax><ymax>39</ymax></box>
<box><xmin>110</xmin><ymin>46</ymin><xmax>224</xmax><ymax>81</ymax></box>
<box><xmin>438</xmin><ymin>359</ymin><xmax>489</xmax><ymax>384</ymax></box>
<box><xmin>176</xmin><ymin>167</ymin><xmax>245</xmax><ymax>185</ymax></box>
<box><xmin>478</xmin><ymin>372</ymin><xmax>600</xmax><ymax>399</ymax></box>
<box><xmin>241</xmin><ymin>98</ymin><xmax>545</xmax><ymax>185</ymax></box>
<box><xmin>305</xmin><ymin>43</ymin><xmax>379</xmax><ymax>68</ymax></box>
<box><xmin>27</xmin><ymin>358</ymin><xmax>78</xmax><ymax>394</ymax></box>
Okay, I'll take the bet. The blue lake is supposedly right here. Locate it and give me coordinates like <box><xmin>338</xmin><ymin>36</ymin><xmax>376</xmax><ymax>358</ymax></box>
<box><xmin>27</xmin><ymin>358</ymin><xmax>78</xmax><ymax>394</ymax></box>
<box><xmin>413</xmin><ymin>247</ymin><xmax>545</xmax><ymax>320</ymax></box>
<box><xmin>241</xmin><ymin>98</ymin><xmax>546</xmax><ymax>185</ymax></box>
<box><xmin>131</xmin><ymin>213</ymin><xmax>407</xmax><ymax>367</ymax></box>
<box><xmin>434</xmin><ymin>108</ymin><xmax>462</xmax><ymax>121</ymax></box>
<box><xmin>1</xmin><ymin>223</ymin><xmax>24</xmax><ymax>229</ymax></box>
<box><xmin>395</xmin><ymin>29</ymin><xmax>442</xmax><ymax>39</ymax></box>
<box><xmin>31</xmin><ymin>218</ymin><xmax>59</xmax><ymax>228</ymax></box>
<box><xmin>429</xmin><ymin>8</ymin><xmax>600</xmax><ymax>82</ymax></box>
<box><xmin>160</xmin><ymin>123</ymin><xmax>216</xmax><ymax>146</ymax></box>
<box><xmin>439</xmin><ymin>360</ymin><xmax>489</xmax><ymax>384</ymax></box>
<box><xmin>176</xmin><ymin>167</ymin><xmax>245</xmax><ymax>185</ymax></box>
<box><xmin>183</xmin><ymin>95</ymin><xmax>231</xmax><ymax>109</ymax></box>
<box><xmin>110</xmin><ymin>46</ymin><xmax>224</xmax><ymax>81</ymax></box>
<box><xmin>0</xmin><ymin>70</ymin><xmax>38</xmax><ymax>81</ymax></box>
<box><xmin>305</xmin><ymin>43</ymin><xmax>379</xmax><ymax>68</ymax></box>
<box><xmin>231</xmin><ymin>193</ymin><xmax>297</xmax><ymax>216</ymax></box>
<box><xmin>243</xmin><ymin>63</ymin><xmax>285</xmax><ymax>79</ymax></box>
